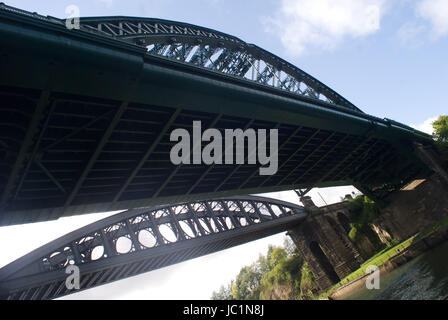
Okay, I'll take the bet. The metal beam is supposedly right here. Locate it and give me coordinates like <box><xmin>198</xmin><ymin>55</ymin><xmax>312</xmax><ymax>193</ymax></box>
<box><xmin>0</xmin><ymin>196</ymin><xmax>306</xmax><ymax>300</ymax></box>
<box><xmin>0</xmin><ymin>90</ymin><xmax>51</xmax><ymax>211</ymax></box>
<box><xmin>237</xmin><ymin>126</ymin><xmax>302</xmax><ymax>189</ymax></box>
<box><xmin>277</xmin><ymin>132</ymin><xmax>336</xmax><ymax>186</ymax></box>
<box><xmin>316</xmin><ymin>138</ymin><xmax>375</xmax><ymax>183</ymax></box>
<box><xmin>351</xmin><ymin>144</ymin><xmax>392</xmax><ymax>182</ymax></box>
<box><xmin>13</xmin><ymin>101</ymin><xmax>56</xmax><ymax>200</ymax></box>
<box><xmin>113</xmin><ymin>108</ymin><xmax>181</xmax><ymax>202</ymax></box>
<box><xmin>153</xmin><ymin>113</ymin><xmax>223</xmax><ymax>198</ymax></box>
<box><xmin>186</xmin><ymin>117</ymin><xmax>253</xmax><ymax>195</ymax></box>
<box><xmin>293</xmin><ymin>134</ymin><xmax>350</xmax><ymax>184</ymax></box>
<box><xmin>39</xmin><ymin>109</ymin><xmax>114</xmax><ymax>153</ymax></box>
<box><xmin>294</xmin><ymin>188</ymin><xmax>311</xmax><ymax>198</ymax></box>
<box><xmin>34</xmin><ymin>160</ymin><xmax>67</xmax><ymax>194</ymax></box>
<box><xmin>214</xmin><ymin>123</ymin><xmax>281</xmax><ymax>192</ymax></box>
<box><xmin>64</xmin><ymin>102</ymin><xmax>128</xmax><ymax>208</ymax></box>
<box><xmin>356</xmin><ymin>151</ymin><xmax>397</xmax><ymax>184</ymax></box>
<box><xmin>187</xmin><ymin>203</ymin><xmax>209</xmax><ymax>236</ymax></box>
<box><xmin>262</xmin><ymin>129</ymin><xmax>321</xmax><ymax>187</ymax></box>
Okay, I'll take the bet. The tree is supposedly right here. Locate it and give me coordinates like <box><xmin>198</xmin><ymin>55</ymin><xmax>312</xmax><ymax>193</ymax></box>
<box><xmin>259</xmin><ymin>248</ymin><xmax>303</xmax><ymax>300</ymax></box>
<box><xmin>231</xmin><ymin>264</ymin><xmax>264</xmax><ymax>300</ymax></box>
<box><xmin>211</xmin><ymin>282</ymin><xmax>234</xmax><ymax>300</ymax></box>
<box><xmin>432</xmin><ymin>115</ymin><xmax>448</xmax><ymax>143</ymax></box>
<box><xmin>211</xmin><ymin>238</ymin><xmax>319</xmax><ymax>300</ymax></box>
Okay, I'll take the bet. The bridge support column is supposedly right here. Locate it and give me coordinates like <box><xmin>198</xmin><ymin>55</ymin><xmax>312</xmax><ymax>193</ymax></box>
<box><xmin>287</xmin><ymin>196</ymin><xmax>363</xmax><ymax>292</ymax></box>
<box><xmin>288</xmin><ymin>225</ymin><xmax>338</xmax><ymax>291</ymax></box>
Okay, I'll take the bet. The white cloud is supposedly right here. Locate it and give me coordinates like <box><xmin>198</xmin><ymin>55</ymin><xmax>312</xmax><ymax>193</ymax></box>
<box><xmin>416</xmin><ymin>0</ymin><xmax>448</xmax><ymax>38</ymax></box>
<box><xmin>265</xmin><ymin>0</ymin><xmax>385</xmax><ymax>56</ymax></box>
<box><xmin>410</xmin><ymin>116</ymin><xmax>438</xmax><ymax>135</ymax></box>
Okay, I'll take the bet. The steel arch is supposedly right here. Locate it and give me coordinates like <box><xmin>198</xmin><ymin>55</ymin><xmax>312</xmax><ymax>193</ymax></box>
<box><xmin>0</xmin><ymin>196</ymin><xmax>306</xmax><ymax>300</ymax></box>
<box><xmin>0</xmin><ymin>4</ymin><xmax>359</xmax><ymax>112</ymax></box>
<box><xmin>78</xmin><ymin>16</ymin><xmax>361</xmax><ymax>112</ymax></box>
<box><xmin>0</xmin><ymin>3</ymin><xmax>433</xmax><ymax>226</ymax></box>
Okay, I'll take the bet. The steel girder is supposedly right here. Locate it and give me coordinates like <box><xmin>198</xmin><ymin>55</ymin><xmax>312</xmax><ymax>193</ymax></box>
<box><xmin>78</xmin><ymin>17</ymin><xmax>361</xmax><ymax>111</ymax></box>
<box><xmin>0</xmin><ymin>196</ymin><xmax>306</xmax><ymax>300</ymax></box>
<box><xmin>0</xmin><ymin>4</ymin><xmax>434</xmax><ymax>225</ymax></box>
<box><xmin>0</xmin><ymin>3</ymin><xmax>359</xmax><ymax>112</ymax></box>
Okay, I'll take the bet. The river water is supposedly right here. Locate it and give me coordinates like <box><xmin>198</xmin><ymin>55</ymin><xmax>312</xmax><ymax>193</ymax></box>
<box><xmin>342</xmin><ymin>241</ymin><xmax>448</xmax><ymax>300</ymax></box>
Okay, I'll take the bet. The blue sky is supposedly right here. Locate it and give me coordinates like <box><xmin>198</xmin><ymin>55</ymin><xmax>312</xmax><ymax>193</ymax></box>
<box><xmin>1</xmin><ymin>0</ymin><xmax>447</xmax><ymax>299</ymax></box>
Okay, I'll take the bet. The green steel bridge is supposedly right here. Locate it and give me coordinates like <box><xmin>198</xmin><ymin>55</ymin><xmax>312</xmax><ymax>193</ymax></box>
<box><xmin>0</xmin><ymin>3</ymin><xmax>433</xmax><ymax>228</ymax></box>
<box><xmin>0</xmin><ymin>3</ymin><xmax>441</xmax><ymax>300</ymax></box>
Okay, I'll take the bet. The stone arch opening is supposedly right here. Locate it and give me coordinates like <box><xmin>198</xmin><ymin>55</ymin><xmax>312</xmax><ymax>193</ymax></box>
<box><xmin>309</xmin><ymin>241</ymin><xmax>340</xmax><ymax>284</ymax></box>
<box><xmin>325</xmin><ymin>216</ymin><xmax>338</xmax><ymax>231</ymax></box>
<box><xmin>325</xmin><ymin>216</ymin><xmax>358</xmax><ymax>254</ymax></box>
<box><xmin>337</xmin><ymin>212</ymin><xmax>351</xmax><ymax>234</ymax></box>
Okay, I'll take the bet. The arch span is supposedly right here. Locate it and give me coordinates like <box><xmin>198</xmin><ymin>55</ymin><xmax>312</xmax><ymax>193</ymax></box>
<box><xmin>78</xmin><ymin>16</ymin><xmax>361</xmax><ymax>112</ymax></box>
<box><xmin>0</xmin><ymin>196</ymin><xmax>306</xmax><ymax>300</ymax></box>
<box><xmin>0</xmin><ymin>3</ymin><xmax>432</xmax><ymax>226</ymax></box>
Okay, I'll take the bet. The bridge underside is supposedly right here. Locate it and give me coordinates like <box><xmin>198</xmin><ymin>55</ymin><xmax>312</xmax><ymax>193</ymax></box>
<box><xmin>0</xmin><ymin>84</ymin><xmax>427</xmax><ymax>226</ymax></box>
<box><xmin>0</xmin><ymin>5</ymin><xmax>433</xmax><ymax>226</ymax></box>
<box><xmin>0</xmin><ymin>196</ymin><xmax>306</xmax><ymax>300</ymax></box>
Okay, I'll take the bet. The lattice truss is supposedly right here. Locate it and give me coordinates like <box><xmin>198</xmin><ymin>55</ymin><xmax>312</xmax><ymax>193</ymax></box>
<box><xmin>0</xmin><ymin>2</ymin><xmax>360</xmax><ymax>112</ymax></box>
<box><xmin>0</xmin><ymin>196</ymin><xmax>306</xmax><ymax>300</ymax></box>
<box><xmin>77</xmin><ymin>17</ymin><xmax>361</xmax><ymax>112</ymax></box>
<box><xmin>0</xmin><ymin>3</ymin><xmax>355</xmax><ymax>112</ymax></box>
<box><xmin>42</xmin><ymin>198</ymin><xmax>300</xmax><ymax>270</ymax></box>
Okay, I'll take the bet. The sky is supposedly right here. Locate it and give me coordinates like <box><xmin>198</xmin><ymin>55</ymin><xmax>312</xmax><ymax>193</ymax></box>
<box><xmin>0</xmin><ymin>0</ymin><xmax>446</xmax><ymax>299</ymax></box>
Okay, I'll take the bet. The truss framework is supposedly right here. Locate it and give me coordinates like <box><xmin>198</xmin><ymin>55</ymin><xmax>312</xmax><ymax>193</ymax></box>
<box><xmin>0</xmin><ymin>4</ymin><xmax>431</xmax><ymax>227</ymax></box>
<box><xmin>0</xmin><ymin>3</ymin><xmax>361</xmax><ymax>112</ymax></box>
<box><xmin>78</xmin><ymin>17</ymin><xmax>361</xmax><ymax>112</ymax></box>
<box><xmin>0</xmin><ymin>196</ymin><xmax>306</xmax><ymax>300</ymax></box>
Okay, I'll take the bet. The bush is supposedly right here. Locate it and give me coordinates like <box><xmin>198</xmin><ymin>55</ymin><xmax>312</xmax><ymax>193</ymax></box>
<box><xmin>348</xmin><ymin>195</ymin><xmax>380</xmax><ymax>225</ymax></box>
<box><xmin>212</xmin><ymin>239</ymin><xmax>318</xmax><ymax>300</ymax></box>
<box><xmin>299</xmin><ymin>263</ymin><xmax>317</xmax><ymax>299</ymax></box>
<box><xmin>347</xmin><ymin>195</ymin><xmax>384</xmax><ymax>251</ymax></box>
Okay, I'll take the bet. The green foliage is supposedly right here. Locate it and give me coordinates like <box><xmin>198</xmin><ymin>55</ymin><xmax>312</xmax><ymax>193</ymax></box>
<box><xmin>211</xmin><ymin>282</ymin><xmax>234</xmax><ymax>300</ymax></box>
<box><xmin>432</xmin><ymin>115</ymin><xmax>448</xmax><ymax>143</ymax></box>
<box><xmin>348</xmin><ymin>226</ymin><xmax>358</xmax><ymax>242</ymax></box>
<box><xmin>348</xmin><ymin>195</ymin><xmax>380</xmax><ymax>225</ymax></box>
<box><xmin>231</xmin><ymin>263</ymin><xmax>264</xmax><ymax>300</ymax></box>
<box><xmin>226</xmin><ymin>246</ymin><xmax>279</xmax><ymax>300</ymax></box>
<box><xmin>299</xmin><ymin>262</ymin><xmax>317</xmax><ymax>299</ymax></box>
<box><xmin>348</xmin><ymin>223</ymin><xmax>384</xmax><ymax>251</ymax></box>
<box><xmin>347</xmin><ymin>195</ymin><xmax>384</xmax><ymax>251</ymax></box>
<box><xmin>259</xmin><ymin>250</ymin><xmax>303</xmax><ymax>299</ymax></box>
<box><xmin>212</xmin><ymin>238</ymin><xmax>317</xmax><ymax>300</ymax></box>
